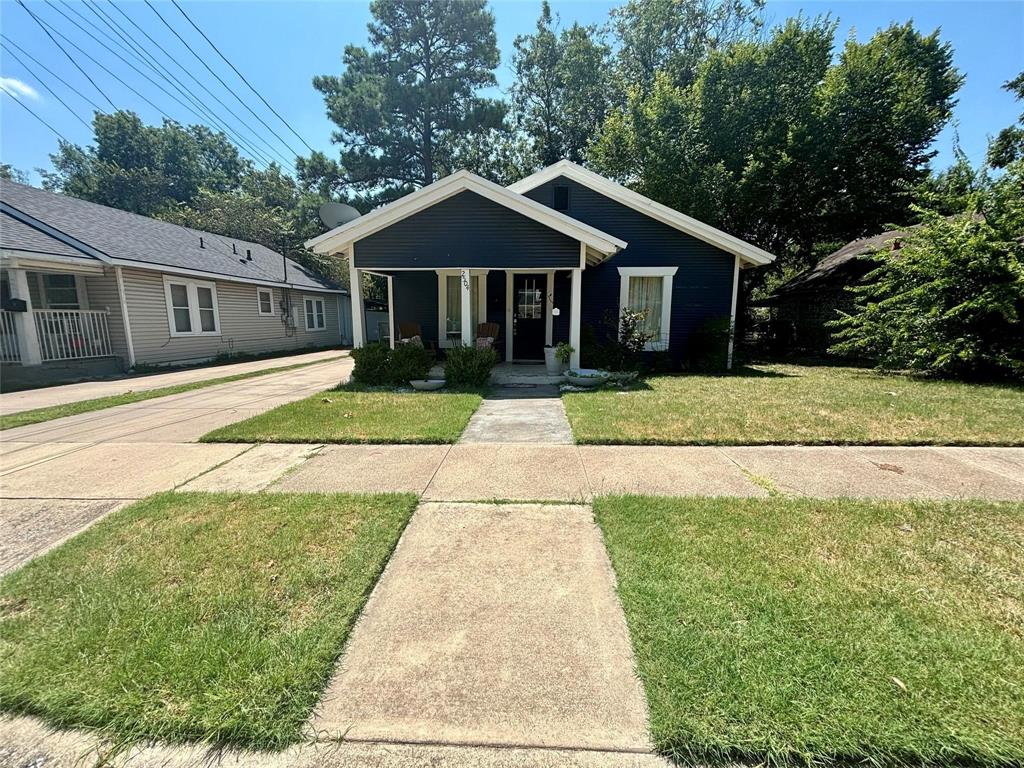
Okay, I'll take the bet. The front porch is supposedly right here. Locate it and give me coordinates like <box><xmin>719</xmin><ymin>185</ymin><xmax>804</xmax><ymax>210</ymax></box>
<box><xmin>352</xmin><ymin>267</ymin><xmax>584</xmax><ymax>369</ymax></box>
<box><xmin>1</xmin><ymin>265</ymin><xmax>128</xmax><ymax>386</ymax></box>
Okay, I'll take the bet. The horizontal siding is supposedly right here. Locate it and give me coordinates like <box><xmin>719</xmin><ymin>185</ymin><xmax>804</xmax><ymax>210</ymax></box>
<box><xmin>83</xmin><ymin>273</ymin><xmax>129</xmax><ymax>364</ymax></box>
<box><xmin>122</xmin><ymin>268</ymin><xmax>342</xmax><ymax>365</ymax></box>
<box><xmin>354</xmin><ymin>191</ymin><xmax>580</xmax><ymax>269</ymax></box>
<box><xmin>525</xmin><ymin>177</ymin><xmax>735</xmax><ymax>362</ymax></box>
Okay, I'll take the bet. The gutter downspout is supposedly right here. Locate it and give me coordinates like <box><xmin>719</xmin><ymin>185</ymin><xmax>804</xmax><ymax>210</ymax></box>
<box><xmin>114</xmin><ymin>266</ymin><xmax>136</xmax><ymax>369</ymax></box>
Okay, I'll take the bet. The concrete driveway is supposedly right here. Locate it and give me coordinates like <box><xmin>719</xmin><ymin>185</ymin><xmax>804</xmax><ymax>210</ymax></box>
<box><xmin>0</xmin><ymin>355</ymin><xmax>352</xmax><ymax>573</ymax></box>
<box><xmin>0</xmin><ymin>349</ymin><xmax>346</xmax><ymax>415</ymax></box>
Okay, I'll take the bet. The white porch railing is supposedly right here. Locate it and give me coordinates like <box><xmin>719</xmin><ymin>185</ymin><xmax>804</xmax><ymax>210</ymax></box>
<box><xmin>0</xmin><ymin>310</ymin><xmax>20</xmax><ymax>363</ymax></box>
<box><xmin>32</xmin><ymin>309</ymin><xmax>113</xmax><ymax>361</ymax></box>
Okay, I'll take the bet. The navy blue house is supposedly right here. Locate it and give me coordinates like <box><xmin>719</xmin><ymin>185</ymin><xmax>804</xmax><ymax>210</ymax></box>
<box><xmin>307</xmin><ymin>161</ymin><xmax>775</xmax><ymax>369</ymax></box>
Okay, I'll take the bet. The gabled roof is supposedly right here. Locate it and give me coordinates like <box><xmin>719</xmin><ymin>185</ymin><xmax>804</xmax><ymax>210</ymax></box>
<box><xmin>508</xmin><ymin>160</ymin><xmax>775</xmax><ymax>267</ymax></box>
<box><xmin>0</xmin><ymin>180</ymin><xmax>341</xmax><ymax>292</ymax></box>
<box><xmin>773</xmin><ymin>227</ymin><xmax>910</xmax><ymax>296</ymax></box>
<box><xmin>0</xmin><ymin>209</ymin><xmax>98</xmax><ymax>261</ymax></box>
<box><xmin>305</xmin><ymin>169</ymin><xmax>627</xmax><ymax>261</ymax></box>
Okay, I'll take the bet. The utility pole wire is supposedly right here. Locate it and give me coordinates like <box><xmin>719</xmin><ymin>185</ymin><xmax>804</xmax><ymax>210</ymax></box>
<box><xmin>17</xmin><ymin>0</ymin><xmax>117</xmax><ymax>110</ymax></box>
<box><xmin>49</xmin><ymin>0</ymin><xmax>286</xmax><ymax>171</ymax></box>
<box><xmin>86</xmin><ymin>0</ymin><xmax>295</xmax><ymax>170</ymax></box>
<box><xmin>0</xmin><ymin>41</ymin><xmax>93</xmax><ymax>130</ymax></box>
<box><xmin>5</xmin><ymin>92</ymin><xmax>73</xmax><ymax>143</ymax></box>
<box><xmin>169</xmin><ymin>0</ymin><xmax>318</xmax><ymax>155</ymax></box>
<box><xmin>104</xmin><ymin>0</ymin><xmax>297</xmax><ymax>169</ymax></box>
<box><xmin>0</xmin><ymin>33</ymin><xmax>107</xmax><ymax>113</ymax></box>
<box><xmin>146</xmin><ymin>0</ymin><xmax>304</xmax><ymax>162</ymax></box>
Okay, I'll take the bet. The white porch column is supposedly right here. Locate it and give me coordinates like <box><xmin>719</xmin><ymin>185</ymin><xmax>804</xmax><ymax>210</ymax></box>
<box><xmin>386</xmin><ymin>274</ymin><xmax>396</xmax><ymax>349</ymax></box>
<box><xmin>9</xmin><ymin>268</ymin><xmax>42</xmax><ymax>365</ymax></box>
<box><xmin>460</xmin><ymin>268</ymin><xmax>472</xmax><ymax>346</ymax></box>
<box><xmin>569</xmin><ymin>267</ymin><xmax>582</xmax><ymax>369</ymax></box>
<box><xmin>349</xmin><ymin>258</ymin><xmax>366</xmax><ymax>348</ymax></box>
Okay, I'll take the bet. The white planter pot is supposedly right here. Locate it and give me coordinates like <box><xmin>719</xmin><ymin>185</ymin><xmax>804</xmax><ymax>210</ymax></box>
<box><xmin>543</xmin><ymin>346</ymin><xmax>562</xmax><ymax>375</ymax></box>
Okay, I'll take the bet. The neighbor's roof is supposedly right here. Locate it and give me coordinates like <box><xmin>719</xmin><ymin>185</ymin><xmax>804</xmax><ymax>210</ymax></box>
<box><xmin>773</xmin><ymin>227</ymin><xmax>911</xmax><ymax>296</ymax></box>
<box><xmin>0</xmin><ymin>210</ymin><xmax>94</xmax><ymax>261</ymax></box>
<box><xmin>0</xmin><ymin>180</ymin><xmax>341</xmax><ymax>292</ymax></box>
<box><xmin>306</xmin><ymin>169</ymin><xmax>627</xmax><ymax>264</ymax></box>
<box><xmin>508</xmin><ymin>160</ymin><xmax>775</xmax><ymax>266</ymax></box>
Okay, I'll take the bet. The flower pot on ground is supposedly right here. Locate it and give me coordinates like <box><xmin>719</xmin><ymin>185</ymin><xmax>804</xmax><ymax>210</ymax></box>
<box><xmin>544</xmin><ymin>346</ymin><xmax>561</xmax><ymax>375</ymax></box>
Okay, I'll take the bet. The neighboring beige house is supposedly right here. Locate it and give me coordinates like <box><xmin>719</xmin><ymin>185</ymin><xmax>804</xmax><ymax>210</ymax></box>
<box><xmin>0</xmin><ymin>181</ymin><xmax>350</xmax><ymax>387</ymax></box>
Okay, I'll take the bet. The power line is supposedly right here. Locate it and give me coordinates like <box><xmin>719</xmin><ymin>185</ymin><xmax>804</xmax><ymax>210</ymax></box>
<box><xmin>0</xmin><ymin>33</ymin><xmax>107</xmax><ymax>113</ymax></box>
<box><xmin>103</xmin><ymin>0</ymin><xmax>299</xmax><ymax>170</ymax></box>
<box><xmin>45</xmin><ymin>0</ymin><xmax>287</xmax><ymax>171</ymax></box>
<box><xmin>16</xmin><ymin>0</ymin><xmax>116</xmax><ymax>110</ymax></box>
<box><xmin>146</xmin><ymin>0</ymin><xmax>306</xmax><ymax>161</ymax></box>
<box><xmin>169</xmin><ymin>0</ymin><xmax>317</xmax><ymax>155</ymax></box>
<box><xmin>0</xmin><ymin>41</ymin><xmax>92</xmax><ymax>130</ymax></box>
<box><xmin>4</xmin><ymin>92</ymin><xmax>73</xmax><ymax>144</ymax></box>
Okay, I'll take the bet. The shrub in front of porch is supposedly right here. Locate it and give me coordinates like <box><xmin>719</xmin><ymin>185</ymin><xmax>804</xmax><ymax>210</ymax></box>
<box><xmin>350</xmin><ymin>342</ymin><xmax>393</xmax><ymax>385</ymax></box>
<box><xmin>350</xmin><ymin>341</ymin><xmax>434</xmax><ymax>386</ymax></box>
<box><xmin>444</xmin><ymin>345</ymin><xmax>497</xmax><ymax>386</ymax></box>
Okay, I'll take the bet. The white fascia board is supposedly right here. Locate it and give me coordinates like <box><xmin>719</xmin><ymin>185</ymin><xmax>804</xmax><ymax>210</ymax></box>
<box><xmin>508</xmin><ymin>160</ymin><xmax>776</xmax><ymax>267</ymax></box>
<box><xmin>0</xmin><ymin>250</ymin><xmax>106</xmax><ymax>272</ymax></box>
<box><xmin>305</xmin><ymin>169</ymin><xmax>626</xmax><ymax>257</ymax></box>
<box><xmin>108</xmin><ymin>258</ymin><xmax>346</xmax><ymax>294</ymax></box>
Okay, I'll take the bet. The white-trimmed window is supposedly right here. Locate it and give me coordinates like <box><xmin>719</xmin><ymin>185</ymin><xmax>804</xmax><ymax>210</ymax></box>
<box><xmin>436</xmin><ymin>270</ymin><xmax>488</xmax><ymax>346</ymax></box>
<box><xmin>164</xmin><ymin>277</ymin><xmax>220</xmax><ymax>336</ymax></box>
<box><xmin>617</xmin><ymin>267</ymin><xmax>677</xmax><ymax>349</ymax></box>
<box><xmin>304</xmin><ymin>296</ymin><xmax>327</xmax><ymax>331</ymax></box>
<box><xmin>39</xmin><ymin>274</ymin><xmax>81</xmax><ymax>309</ymax></box>
<box><xmin>256</xmin><ymin>287</ymin><xmax>274</xmax><ymax>316</ymax></box>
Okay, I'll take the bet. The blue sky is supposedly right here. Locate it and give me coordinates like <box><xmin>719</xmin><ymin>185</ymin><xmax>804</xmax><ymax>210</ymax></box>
<box><xmin>1</xmin><ymin>0</ymin><xmax>1021</xmax><ymax>185</ymax></box>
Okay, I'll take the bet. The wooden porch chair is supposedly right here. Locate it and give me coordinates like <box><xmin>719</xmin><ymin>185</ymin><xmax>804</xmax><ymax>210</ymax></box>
<box><xmin>476</xmin><ymin>322</ymin><xmax>500</xmax><ymax>349</ymax></box>
<box><xmin>398</xmin><ymin>321</ymin><xmax>436</xmax><ymax>350</ymax></box>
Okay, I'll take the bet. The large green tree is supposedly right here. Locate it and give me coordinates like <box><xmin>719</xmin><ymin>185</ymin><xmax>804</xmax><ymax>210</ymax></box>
<box><xmin>591</xmin><ymin>19</ymin><xmax>962</xmax><ymax>269</ymax></box>
<box><xmin>313</xmin><ymin>0</ymin><xmax>504</xmax><ymax>197</ymax></box>
<box><xmin>510</xmin><ymin>2</ymin><xmax>612</xmax><ymax>165</ymax></box>
<box><xmin>610</xmin><ymin>0</ymin><xmax>765</xmax><ymax>92</ymax></box>
<box><xmin>42</xmin><ymin>111</ymin><xmax>246</xmax><ymax>216</ymax></box>
<box><xmin>988</xmin><ymin>71</ymin><xmax>1024</xmax><ymax>169</ymax></box>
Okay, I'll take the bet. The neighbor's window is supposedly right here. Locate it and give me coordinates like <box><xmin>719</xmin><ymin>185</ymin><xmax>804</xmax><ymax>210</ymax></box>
<box><xmin>164</xmin><ymin>278</ymin><xmax>220</xmax><ymax>336</ymax></box>
<box><xmin>41</xmin><ymin>274</ymin><xmax>80</xmax><ymax>309</ymax></box>
<box><xmin>444</xmin><ymin>273</ymin><xmax>481</xmax><ymax>338</ymax></box>
<box><xmin>304</xmin><ymin>297</ymin><xmax>326</xmax><ymax>331</ymax></box>
<box><xmin>257</xmin><ymin>288</ymin><xmax>274</xmax><ymax>316</ymax></box>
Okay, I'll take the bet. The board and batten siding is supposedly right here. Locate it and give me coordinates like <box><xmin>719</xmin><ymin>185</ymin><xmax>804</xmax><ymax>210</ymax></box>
<box><xmin>353</xmin><ymin>190</ymin><xmax>581</xmax><ymax>270</ymax></box>
<box><xmin>121</xmin><ymin>268</ymin><xmax>344</xmax><ymax>365</ymax></box>
<box><xmin>523</xmin><ymin>176</ymin><xmax>735</xmax><ymax>363</ymax></box>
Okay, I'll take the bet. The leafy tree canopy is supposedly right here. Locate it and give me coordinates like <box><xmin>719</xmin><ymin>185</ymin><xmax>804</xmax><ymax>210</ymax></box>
<box><xmin>0</xmin><ymin>164</ymin><xmax>29</xmax><ymax>184</ymax></box>
<box><xmin>511</xmin><ymin>1</ymin><xmax>612</xmax><ymax>165</ymax></box>
<box><xmin>988</xmin><ymin>71</ymin><xmax>1024</xmax><ymax>169</ymax></box>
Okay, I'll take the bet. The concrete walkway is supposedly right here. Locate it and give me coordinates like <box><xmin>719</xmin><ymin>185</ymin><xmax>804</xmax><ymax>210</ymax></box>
<box><xmin>459</xmin><ymin>385</ymin><xmax>574</xmax><ymax>444</ymax></box>
<box><xmin>312</xmin><ymin>502</ymin><xmax>652</xmax><ymax>754</ymax></box>
<box><xmin>0</xmin><ymin>349</ymin><xmax>346</xmax><ymax>415</ymax></box>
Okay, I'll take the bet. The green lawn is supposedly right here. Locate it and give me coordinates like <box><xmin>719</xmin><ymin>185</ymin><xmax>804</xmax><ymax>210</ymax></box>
<box><xmin>564</xmin><ymin>364</ymin><xmax>1024</xmax><ymax>445</ymax></box>
<box><xmin>201</xmin><ymin>385</ymin><xmax>483</xmax><ymax>444</ymax></box>
<box><xmin>595</xmin><ymin>495</ymin><xmax>1024</xmax><ymax>766</ymax></box>
<box><xmin>0</xmin><ymin>356</ymin><xmax>346</xmax><ymax>431</ymax></box>
<box><xmin>0</xmin><ymin>491</ymin><xmax>417</xmax><ymax>749</ymax></box>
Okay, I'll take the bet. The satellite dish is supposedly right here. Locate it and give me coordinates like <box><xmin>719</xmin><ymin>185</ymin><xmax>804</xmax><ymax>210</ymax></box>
<box><xmin>318</xmin><ymin>202</ymin><xmax>361</xmax><ymax>229</ymax></box>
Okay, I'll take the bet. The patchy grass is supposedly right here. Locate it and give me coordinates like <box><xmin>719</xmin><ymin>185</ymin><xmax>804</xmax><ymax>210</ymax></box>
<box><xmin>0</xmin><ymin>491</ymin><xmax>417</xmax><ymax>749</ymax></box>
<box><xmin>201</xmin><ymin>385</ymin><xmax>483</xmax><ymax>444</ymax></box>
<box><xmin>595</xmin><ymin>495</ymin><xmax>1024</xmax><ymax>766</ymax></box>
<box><xmin>0</xmin><ymin>357</ymin><xmax>346</xmax><ymax>431</ymax></box>
<box><xmin>564</xmin><ymin>364</ymin><xmax>1024</xmax><ymax>445</ymax></box>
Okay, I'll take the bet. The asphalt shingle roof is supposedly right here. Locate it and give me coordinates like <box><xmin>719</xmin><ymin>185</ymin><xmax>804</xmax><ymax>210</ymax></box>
<box><xmin>0</xmin><ymin>211</ymin><xmax>94</xmax><ymax>260</ymax></box>
<box><xmin>0</xmin><ymin>180</ymin><xmax>340</xmax><ymax>291</ymax></box>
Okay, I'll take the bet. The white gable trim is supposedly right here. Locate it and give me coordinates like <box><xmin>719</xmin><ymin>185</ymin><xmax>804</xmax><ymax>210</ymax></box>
<box><xmin>508</xmin><ymin>160</ymin><xmax>775</xmax><ymax>267</ymax></box>
<box><xmin>305</xmin><ymin>169</ymin><xmax>627</xmax><ymax>257</ymax></box>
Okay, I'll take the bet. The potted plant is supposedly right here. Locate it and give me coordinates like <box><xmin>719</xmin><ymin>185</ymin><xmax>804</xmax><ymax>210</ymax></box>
<box><xmin>543</xmin><ymin>345</ymin><xmax>560</xmax><ymax>374</ymax></box>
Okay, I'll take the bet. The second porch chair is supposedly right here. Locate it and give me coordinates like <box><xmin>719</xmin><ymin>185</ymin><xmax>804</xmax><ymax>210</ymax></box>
<box><xmin>476</xmin><ymin>322</ymin><xmax>500</xmax><ymax>349</ymax></box>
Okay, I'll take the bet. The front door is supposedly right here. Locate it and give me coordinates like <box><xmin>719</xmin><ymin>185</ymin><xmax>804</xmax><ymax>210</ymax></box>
<box><xmin>512</xmin><ymin>273</ymin><xmax>546</xmax><ymax>360</ymax></box>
